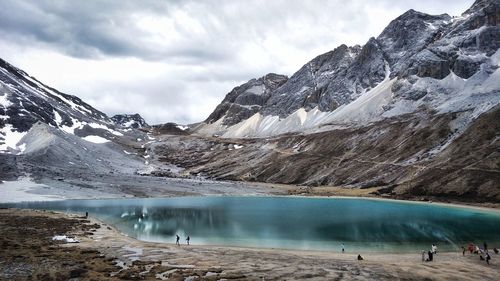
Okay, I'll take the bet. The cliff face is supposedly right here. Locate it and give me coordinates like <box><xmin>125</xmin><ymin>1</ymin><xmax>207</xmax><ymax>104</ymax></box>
<box><xmin>205</xmin><ymin>73</ymin><xmax>288</xmax><ymax>126</ymax></box>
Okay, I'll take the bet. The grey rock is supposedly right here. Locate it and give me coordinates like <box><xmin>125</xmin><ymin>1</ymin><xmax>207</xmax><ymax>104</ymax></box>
<box><xmin>205</xmin><ymin>73</ymin><xmax>288</xmax><ymax>126</ymax></box>
<box><xmin>263</xmin><ymin>44</ymin><xmax>362</xmax><ymax>116</ymax></box>
<box><xmin>204</xmin><ymin>0</ymin><xmax>499</xmax><ymax>127</ymax></box>
<box><xmin>111</xmin><ymin>113</ymin><xmax>149</xmax><ymax>128</ymax></box>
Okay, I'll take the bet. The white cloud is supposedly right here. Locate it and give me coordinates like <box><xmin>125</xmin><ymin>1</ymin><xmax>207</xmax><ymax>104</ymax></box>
<box><xmin>0</xmin><ymin>0</ymin><xmax>474</xmax><ymax>124</ymax></box>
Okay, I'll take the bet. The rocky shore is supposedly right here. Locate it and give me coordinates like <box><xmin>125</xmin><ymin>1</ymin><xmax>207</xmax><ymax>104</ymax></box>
<box><xmin>1</xmin><ymin>208</ymin><xmax>499</xmax><ymax>280</ymax></box>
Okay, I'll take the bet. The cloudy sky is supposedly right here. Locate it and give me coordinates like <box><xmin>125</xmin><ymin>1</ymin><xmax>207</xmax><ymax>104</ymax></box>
<box><xmin>0</xmin><ymin>0</ymin><xmax>473</xmax><ymax>125</ymax></box>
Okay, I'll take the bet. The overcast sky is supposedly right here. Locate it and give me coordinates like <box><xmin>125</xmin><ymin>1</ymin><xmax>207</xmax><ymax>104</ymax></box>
<box><xmin>0</xmin><ymin>0</ymin><xmax>474</xmax><ymax>125</ymax></box>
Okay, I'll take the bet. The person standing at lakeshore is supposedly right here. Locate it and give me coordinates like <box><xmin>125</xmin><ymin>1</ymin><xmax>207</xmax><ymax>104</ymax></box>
<box><xmin>176</xmin><ymin>235</ymin><xmax>180</xmax><ymax>246</ymax></box>
<box><xmin>186</xmin><ymin>235</ymin><xmax>190</xmax><ymax>245</ymax></box>
<box><xmin>431</xmin><ymin>244</ymin><xmax>437</xmax><ymax>254</ymax></box>
<box><xmin>485</xmin><ymin>251</ymin><xmax>491</xmax><ymax>265</ymax></box>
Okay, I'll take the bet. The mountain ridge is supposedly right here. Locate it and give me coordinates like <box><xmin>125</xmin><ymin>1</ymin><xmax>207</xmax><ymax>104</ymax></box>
<box><xmin>198</xmin><ymin>0</ymin><xmax>499</xmax><ymax>139</ymax></box>
<box><xmin>0</xmin><ymin>0</ymin><xmax>498</xmax><ymax>203</ymax></box>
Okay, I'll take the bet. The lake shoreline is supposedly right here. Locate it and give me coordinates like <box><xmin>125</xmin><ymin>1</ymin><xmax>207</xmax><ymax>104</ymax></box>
<box><xmin>1</xmin><ymin>177</ymin><xmax>499</xmax><ymax>212</ymax></box>
<box><xmin>1</xmin><ymin>208</ymin><xmax>499</xmax><ymax>280</ymax></box>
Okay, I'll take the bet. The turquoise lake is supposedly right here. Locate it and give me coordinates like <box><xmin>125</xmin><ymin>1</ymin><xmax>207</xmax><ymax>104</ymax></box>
<box><xmin>3</xmin><ymin>196</ymin><xmax>500</xmax><ymax>253</ymax></box>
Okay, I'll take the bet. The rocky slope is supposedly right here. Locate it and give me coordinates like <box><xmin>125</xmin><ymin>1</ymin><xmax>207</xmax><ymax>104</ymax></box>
<box><xmin>204</xmin><ymin>73</ymin><xmax>288</xmax><ymax>127</ymax></box>
<box><xmin>198</xmin><ymin>0</ymin><xmax>500</xmax><ymax>138</ymax></box>
<box><xmin>147</xmin><ymin>104</ymin><xmax>500</xmax><ymax>202</ymax></box>
<box><xmin>0</xmin><ymin>58</ymin><xmax>146</xmax><ymax>154</ymax></box>
<box><xmin>146</xmin><ymin>0</ymin><xmax>500</xmax><ymax>202</ymax></box>
<box><xmin>0</xmin><ymin>57</ymin><xmax>150</xmax><ymax>183</ymax></box>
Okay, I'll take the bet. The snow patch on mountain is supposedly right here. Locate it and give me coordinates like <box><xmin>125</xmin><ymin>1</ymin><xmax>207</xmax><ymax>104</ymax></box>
<box><xmin>0</xmin><ymin>124</ymin><xmax>26</xmax><ymax>153</ymax></box>
<box><xmin>0</xmin><ymin>93</ymin><xmax>12</xmax><ymax>108</ymax></box>
<box><xmin>83</xmin><ymin>135</ymin><xmax>110</xmax><ymax>144</ymax></box>
<box><xmin>176</xmin><ymin>125</ymin><xmax>189</xmax><ymax>131</ymax></box>
<box><xmin>53</xmin><ymin>110</ymin><xmax>63</xmax><ymax>126</ymax></box>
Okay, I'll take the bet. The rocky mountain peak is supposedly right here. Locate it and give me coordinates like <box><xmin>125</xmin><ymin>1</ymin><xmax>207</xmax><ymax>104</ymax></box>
<box><xmin>198</xmin><ymin>0</ymin><xmax>499</xmax><ymax>139</ymax></box>
<box><xmin>111</xmin><ymin>113</ymin><xmax>148</xmax><ymax>128</ymax></box>
<box><xmin>464</xmin><ymin>0</ymin><xmax>500</xmax><ymax>15</ymax></box>
<box><xmin>459</xmin><ymin>0</ymin><xmax>500</xmax><ymax>33</ymax></box>
<box><xmin>376</xmin><ymin>10</ymin><xmax>451</xmax><ymax>77</ymax></box>
<box><xmin>0</xmin><ymin>57</ymin><xmax>147</xmax><ymax>154</ymax></box>
<box><xmin>261</xmin><ymin>44</ymin><xmax>363</xmax><ymax>117</ymax></box>
<box><xmin>205</xmin><ymin>73</ymin><xmax>288</xmax><ymax>126</ymax></box>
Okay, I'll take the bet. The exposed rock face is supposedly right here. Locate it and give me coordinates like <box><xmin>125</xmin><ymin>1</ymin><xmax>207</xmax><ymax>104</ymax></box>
<box><xmin>263</xmin><ymin>44</ymin><xmax>362</xmax><ymax>116</ymax></box>
<box><xmin>152</xmin><ymin>122</ymin><xmax>189</xmax><ymax>135</ymax></box>
<box><xmin>205</xmin><ymin>73</ymin><xmax>288</xmax><ymax>126</ymax></box>
<box><xmin>200</xmin><ymin>0</ymin><xmax>500</xmax><ymax>138</ymax></box>
<box><xmin>111</xmin><ymin>113</ymin><xmax>148</xmax><ymax>128</ymax></box>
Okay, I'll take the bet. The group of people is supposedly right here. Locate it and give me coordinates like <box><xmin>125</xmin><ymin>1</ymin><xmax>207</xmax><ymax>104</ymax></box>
<box><xmin>462</xmin><ymin>242</ymin><xmax>497</xmax><ymax>265</ymax></box>
<box><xmin>422</xmin><ymin>244</ymin><xmax>438</xmax><ymax>262</ymax></box>
<box><xmin>175</xmin><ymin>234</ymin><xmax>190</xmax><ymax>245</ymax></box>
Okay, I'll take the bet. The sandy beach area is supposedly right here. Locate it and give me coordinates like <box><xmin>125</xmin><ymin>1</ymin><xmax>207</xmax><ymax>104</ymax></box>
<box><xmin>1</xmin><ymin>208</ymin><xmax>499</xmax><ymax>281</ymax></box>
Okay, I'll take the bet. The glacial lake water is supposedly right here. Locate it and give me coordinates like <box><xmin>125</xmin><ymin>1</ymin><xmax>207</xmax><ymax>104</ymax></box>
<box><xmin>3</xmin><ymin>196</ymin><xmax>500</xmax><ymax>253</ymax></box>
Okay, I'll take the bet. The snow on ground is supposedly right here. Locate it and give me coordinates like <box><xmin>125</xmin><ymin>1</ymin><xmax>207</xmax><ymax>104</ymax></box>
<box><xmin>53</xmin><ymin>110</ymin><xmax>63</xmax><ymax>126</ymax></box>
<box><xmin>52</xmin><ymin>235</ymin><xmax>79</xmax><ymax>243</ymax></box>
<box><xmin>176</xmin><ymin>125</ymin><xmax>189</xmax><ymax>131</ymax></box>
<box><xmin>0</xmin><ymin>124</ymin><xmax>27</xmax><ymax>153</ymax></box>
<box><xmin>122</xmin><ymin>120</ymin><xmax>137</xmax><ymax>128</ymax></box>
<box><xmin>82</xmin><ymin>135</ymin><xmax>110</xmax><ymax>144</ymax></box>
<box><xmin>87</xmin><ymin>122</ymin><xmax>123</xmax><ymax>136</ymax></box>
<box><xmin>60</xmin><ymin>116</ymin><xmax>85</xmax><ymax>134</ymax></box>
<box><xmin>0</xmin><ymin>178</ymin><xmax>64</xmax><ymax>203</ymax></box>
<box><xmin>0</xmin><ymin>93</ymin><xmax>12</xmax><ymax>108</ymax></box>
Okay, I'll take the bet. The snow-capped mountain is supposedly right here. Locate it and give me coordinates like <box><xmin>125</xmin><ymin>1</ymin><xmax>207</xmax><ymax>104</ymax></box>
<box><xmin>0</xmin><ymin>58</ymin><xmax>142</xmax><ymax>154</ymax></box>
<box><xmin>198</xmin><ymin>0</ymin><xmax>500</xmax><ymax>138</ymax></box>
<box><xmin>111</xmin><ymin>113</ymin><xmax>149</xmax><ymax>129</ymax></box>
<box><xmin>0</xmin><ymin>57</ymin><xmax>150</xmax><ymax>185</ymax></box>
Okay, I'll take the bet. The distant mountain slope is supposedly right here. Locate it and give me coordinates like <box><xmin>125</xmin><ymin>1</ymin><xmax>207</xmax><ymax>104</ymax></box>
<box><xmin>0</xmin><ymin>58</ymin><xmax>152</xmax><ymax>189</ymax></box>
<box><xmin>111</xmin><ymin>113</ymin><xmax>149</xmax><ymax>129</ymax></box>
<box><xmin>198</xmin><ymin>0</ymin><xmax>500</xmax><ymax>138</ymax></box>
<box><xmin>0</xmin><ymin>58</ymin><xmax>143</xmax><ymax>154</ymax></box>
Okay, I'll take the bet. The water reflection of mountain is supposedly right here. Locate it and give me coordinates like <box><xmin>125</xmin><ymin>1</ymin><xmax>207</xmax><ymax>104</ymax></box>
<box><xmin>119</xmin><ymin>207</ymin><xmax>229</xmax><ymax>237</ymax></box>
